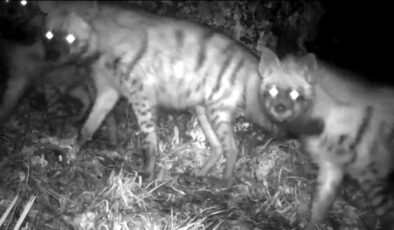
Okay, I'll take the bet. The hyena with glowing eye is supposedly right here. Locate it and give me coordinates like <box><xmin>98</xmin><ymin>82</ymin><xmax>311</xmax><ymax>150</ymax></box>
<box><xmin>0</xmin><ymin>0</ymin><xmax>118</xmax><ymax>146</ymax></box>
<box><xmin>37</xmin><ymin>1</ymin><xmax>293</xmax><ymax>187</ymax></box>
<box><xmin>0</xmin><ymin>0</ymin><xmax>43</xmax><ymax>44</ymax></box>
<box><xmin>261</xmin><ymin>52</ymin><xmax>394</xmax><ymax>229</ymax></box>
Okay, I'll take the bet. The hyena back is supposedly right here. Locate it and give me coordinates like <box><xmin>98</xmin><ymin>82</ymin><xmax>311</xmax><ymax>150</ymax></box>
<box><xmin>39</xmin><ymin>1</ymin><xmax>287</xmax><ymax>186</ymax></box>
<box><xmin>260</xmin><ymin>52</ymin><xmax>394</xmax><ymax>229</ymax></box>
<box><xmin>0</xmin><ymin>0</ymin><xmax>117</xmax><ymax>145</ymax></box>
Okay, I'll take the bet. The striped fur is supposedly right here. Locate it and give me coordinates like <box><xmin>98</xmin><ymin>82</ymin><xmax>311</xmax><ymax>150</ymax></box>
<box><xmin>39</xmin><ymin>1</ymin><xmax>288</xmax><ymax>186</ymax></box>
<box><xmin>262</xmin><ymin>53</ymin><xmax>394</xmax><ymax>229</ymax></box>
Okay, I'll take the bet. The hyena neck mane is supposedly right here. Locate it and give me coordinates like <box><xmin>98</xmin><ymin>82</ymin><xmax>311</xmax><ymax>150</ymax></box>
<box><xmin>313</xmin><ymin>61</ymin><xmax>394</xmax><ymax>107</ymax></box>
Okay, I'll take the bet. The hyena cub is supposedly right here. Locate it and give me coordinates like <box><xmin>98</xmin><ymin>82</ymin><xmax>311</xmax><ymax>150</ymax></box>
<box><xmin>260</xmin><ymin>52</ymin><xmax>394</xmax><ymax>229</ymax></box>
<box><xmin>38</xmin><ymin>1</ymin><xmax>289</xmax><ymax>186</ymax></box>
<box><xmin>0</xmin><ymin>0</ymin><xmax>117</xmax><ymax>145</ymax></box>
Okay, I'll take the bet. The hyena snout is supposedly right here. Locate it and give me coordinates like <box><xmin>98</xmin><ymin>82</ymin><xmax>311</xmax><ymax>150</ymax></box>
<box><xmin>274</xmin><ymin>103</ymin><xmax>287</xmax><ymax>114</ymax></box>
<box><xmin>268</xmin><ymin>99</ymin><xmax>295</xmax><ymax>122</ymax></box>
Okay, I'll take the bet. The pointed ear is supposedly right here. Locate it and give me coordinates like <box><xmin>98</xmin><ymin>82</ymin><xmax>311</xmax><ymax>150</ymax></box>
<box><xmin>301</xmin><ymin>53</ymin><xmax>318</xmax><ymax>72</ymax></box>
<box><xmin>258</xmin><ymin>47</ymin><xmax>281</xmax><ymax>78</ymax></box>
<box><xmin>299</xmin><ymin>53</ymin><xmax>318</xmax><ymax>84</ymax></box>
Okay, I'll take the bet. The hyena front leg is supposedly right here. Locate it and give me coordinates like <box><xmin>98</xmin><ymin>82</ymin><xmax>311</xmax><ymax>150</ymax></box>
<box><xmin>68</xmin><ymin>86</ymin><xmax>118</xmax><ymax>146</ymax></box>
<box><xmin>124</xmin><ymin>80</ymin><xmax>158</xmax><ymax>181</ymax></box>
<box><xmin>198</xmin><ymin>105</ymin><xmax>237</xmax><ymax>187</ymax></box>
<box><xmin>306</xmin><ymin>160</ymin><xmax>344</xmax><ymax>230</ymax></box>
<box><xmin>79</xmin><ymin>63</ymin><xmax>120</xmax><ymax>146</ymax></box>
<box><xmin>79</xmin><ymin>87</ymin><xmax>119</xmax><ymax>145</ymax></box>
<box><xmin>104</xmin><ymin>113</ymin><xmax>118</xmax><ymax>147</ymax></box>
<box><xmin>0</xmin><ymin>76</ymin><xmax>30</xmax><ymax>125</ymax></box>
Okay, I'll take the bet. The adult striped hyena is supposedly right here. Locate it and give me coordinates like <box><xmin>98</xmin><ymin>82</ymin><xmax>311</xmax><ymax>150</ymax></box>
<box><xmin>38</xmin><ymin>1</ymin><xmax>291</xmax><ymax>186</ymax></box>
<box><xmin>0</xmin><ymin>0</ymin><xmax>117</xmax><ymax>145</ymax></box>
<box><xmin>259</xmin><ymin>52</ymin><xmax>394</xmax><ymax>229</ymax></box>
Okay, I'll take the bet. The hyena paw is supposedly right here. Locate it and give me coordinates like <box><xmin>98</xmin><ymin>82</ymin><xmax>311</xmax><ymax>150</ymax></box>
<box><xmin>139</xmin><ymin>170</ymin><xmax>155</xmax><ymax>182</ymax></box>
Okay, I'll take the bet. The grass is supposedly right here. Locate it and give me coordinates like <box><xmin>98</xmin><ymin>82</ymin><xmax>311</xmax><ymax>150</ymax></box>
<box><xmin>0</xmin><ymin>94</ymin><xmax>380</xmax><ymax>230</ymax></box>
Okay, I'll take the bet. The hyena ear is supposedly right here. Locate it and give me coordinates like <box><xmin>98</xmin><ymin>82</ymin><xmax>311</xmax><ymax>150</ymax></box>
<box><xmin>300</xmin><ymin>53</ymin><xmax>318</xmax><ymax>72</ymax></box>
<box><xmin>258</xmin><ymin>47</ymin><xmax>281</xmax><ymax>78</ymax></box>
<box><xmin>299</xmin><ymin>53</ymin><xmax>318</xmax><ymax>84</ymax></box>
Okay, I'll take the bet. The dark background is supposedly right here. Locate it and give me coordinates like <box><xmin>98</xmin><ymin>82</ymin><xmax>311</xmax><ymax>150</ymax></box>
<box><xmin>310</xmin><ymin>1</ymin><xmax>392</xmax><ymax>85</ymax></box>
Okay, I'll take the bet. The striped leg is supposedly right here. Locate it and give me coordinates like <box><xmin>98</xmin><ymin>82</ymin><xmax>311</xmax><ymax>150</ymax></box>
<box><xmin>193</xmin><ymin>105</ymin><xmax>222</xmax><ymax>177</ymax></box>
<box><xmin>198</xmin><ymin>105</ymin><xmax>237</xmax><ymax>187</ymax></box>
<box><xmin>124</xmin><ymin>78</ymin><xmax>158</xmax><ymax>181</ymax></box>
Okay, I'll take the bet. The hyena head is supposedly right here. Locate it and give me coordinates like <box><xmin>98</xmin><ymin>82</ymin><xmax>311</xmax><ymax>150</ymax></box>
<box><xmin>38</xmin><ymin>1</ymin><xmax>98</xmax><ymax>65</ymax></box>
<box><xmin>0</xmin><ymin>0</ymin><xmax>45</xmax><ymax>43</ymax></box>
<box><xmin>258</xmin><ymin>48</ymin><xmax>317</xmax><ymax>123</ymax></box>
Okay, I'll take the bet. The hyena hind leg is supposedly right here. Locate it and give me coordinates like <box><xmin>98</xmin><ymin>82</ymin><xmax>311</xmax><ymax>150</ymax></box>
<box><xmin>201</xmin><ymin>106</ymin><xmax>238</xmax><ymax>187</ymax></box>
<box><xmin>193</xmin><ymin>106</ymin><xmax>223</xmax><ymax>177</ymax></box>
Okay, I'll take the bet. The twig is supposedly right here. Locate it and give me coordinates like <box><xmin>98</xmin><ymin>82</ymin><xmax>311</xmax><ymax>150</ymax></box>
<box><xmin>13</xmin><ymin>194</ymin><xmax>37</xmax><ymax>230</ymax></box>
<box><xmin>0</xmin><ymin>194</ymin><xmax>19</xmax><ymax>227</ymax></box>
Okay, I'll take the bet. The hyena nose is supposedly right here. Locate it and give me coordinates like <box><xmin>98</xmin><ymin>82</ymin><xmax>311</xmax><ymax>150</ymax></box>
<box><xmin>45</xmin><ymin>49</ymin><xmax>61</xmax><ymax>62</ymax></box>
<box><xmin>274</xmin><ymin>104</ymin><xmax>287</xmax><ymax>113</ymax></box>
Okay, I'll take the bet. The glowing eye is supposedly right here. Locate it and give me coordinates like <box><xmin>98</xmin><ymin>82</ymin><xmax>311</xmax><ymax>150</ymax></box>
<box><xmin>65</xmin><ymin>34</ymin><xmax>75</xmax><ymax>44</ymax></box>
<box><xmin>289</xmin><ymin>90</ymin><xmax>300</xmax><ymax>100</ymax></box>
<box><xmin>45</xmin><ymin>31</ymin><xmax>54</xmax><ymax>40</ymax></box>
<box><xmin>20</xmin><ymin>0</ymin><xmax>27</xmax><ymax>6</ymax></box>
<box><xmin>268</xmin><ymin>86</ymin><xmax>279</xmax><ymax>97</ymax></box>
